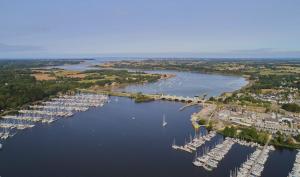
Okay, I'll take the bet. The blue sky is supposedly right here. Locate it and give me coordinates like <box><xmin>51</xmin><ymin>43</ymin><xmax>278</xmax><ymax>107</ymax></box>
<box><xmin>1</xmin><ymin>0</ymin><xmax>300</xmax><ymax>58</ymax></box>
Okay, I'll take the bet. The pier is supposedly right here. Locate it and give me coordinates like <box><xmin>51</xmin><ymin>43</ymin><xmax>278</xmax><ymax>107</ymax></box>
<box><xmin>0</xmin><ymin>93</ymin><xmax>109</xmax><ymax>140</ymax></box>
<box><xmin>172</xmin><ymin>131</ymin><xmax>216</xmax><ymax>153</ymax></box>
<box><xmin>193</xmin><ymin>137</ymin><xmax>235</xmax><ymax>171</ymax></box>
<box><xmin>179</xmin><ymin>102</ymin><xmax>199</xmax><ymax>111</ymax></box>
<box><xmin>231</xmin><ymin>137</ymin><xmax>274</xmax><ymax>177</ymax></box>
<box><xmin>288</xmin><ymin>150</ymin><xmax>300</xmax><ymax>177</ymax></box>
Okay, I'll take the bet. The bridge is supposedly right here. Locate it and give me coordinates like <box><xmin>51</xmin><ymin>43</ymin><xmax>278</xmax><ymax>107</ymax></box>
<box><xmin>79</xmin><ymin>89</ymin><xmax>206</xmax><ymax>104</ymax></box>
<box><xmin>158</xmin><ymin>94</ymin><xmax>205</xmax><ymax>103</ymax></box>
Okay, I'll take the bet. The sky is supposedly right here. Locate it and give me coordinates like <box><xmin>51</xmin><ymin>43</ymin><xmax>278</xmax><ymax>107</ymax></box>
<box><xmin>1</xmin><ymin>0</ymin><xmax>300</xmax><ymax>58</ymax></box>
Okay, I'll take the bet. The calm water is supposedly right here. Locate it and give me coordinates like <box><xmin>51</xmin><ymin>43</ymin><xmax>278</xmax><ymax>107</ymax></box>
<box><xmin>0</xmin><ymin>60</ymin><xmax>296</xmax><ymax>177</ymax></box>
<box><xmin>51</xmin><ymin>59</ymin><xmax>248</xmax><ymax>97</ymax></box>
<box><xmin>47</xmin><ymin>59</ymin><xmax>101</xmax><ymax>71</ymax></box>
<box><xmin>51</xmin><ymin>59</ymin><xmax>248</xmax><ymax>98</ymax></box>
<box><xmin>119</xmin><ymin>70</ymin><xmax>248</xmax><ymax>97</ymax></box>
<box><xmin>0</xmin><ymin>97</ymin><xmax>296</xmax><ymax>177</ymax></box>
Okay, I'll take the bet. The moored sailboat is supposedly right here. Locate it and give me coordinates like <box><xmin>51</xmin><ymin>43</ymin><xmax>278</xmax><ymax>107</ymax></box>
<box><xmin>162</xmin><ymin>114</ymin><xmax>167</xmax><ymax>127</ymax></box>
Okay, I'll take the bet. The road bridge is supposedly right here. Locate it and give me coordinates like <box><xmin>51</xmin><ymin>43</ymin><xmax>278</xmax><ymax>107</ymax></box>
<box><xmin>159</xmin><ymin>94</ymin><xmax>205</xmax><ymax>103</ymax></box>
<box><xmin>79</xmin><ymin>89</ymin><xmax>206</xmax><ymax>104</ymax></box>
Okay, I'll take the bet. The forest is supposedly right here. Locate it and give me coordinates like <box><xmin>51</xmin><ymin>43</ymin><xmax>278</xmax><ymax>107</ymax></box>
<box><xmin>0</xmin><ymin>60</ymin><xmax>161</xmax><ymax>114</ymax></box>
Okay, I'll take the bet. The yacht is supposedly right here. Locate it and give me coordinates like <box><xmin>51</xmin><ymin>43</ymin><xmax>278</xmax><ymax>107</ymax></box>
<box><xmin>162</xmin><ymin>114</ymin><xmax>167</xmax><ymax>127</ymax></box>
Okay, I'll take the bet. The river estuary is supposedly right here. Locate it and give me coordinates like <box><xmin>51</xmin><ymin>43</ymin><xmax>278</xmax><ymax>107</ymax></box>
<box><xmin>0</xmin><ymin>60</ymin><xmax>296</xmax><ymax>177</ymax></box>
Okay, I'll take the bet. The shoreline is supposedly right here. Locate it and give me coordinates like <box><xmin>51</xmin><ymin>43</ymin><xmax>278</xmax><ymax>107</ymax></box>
<box><xmin>5</xmin><ymin>63</ymin><xmax>295</xmax><ymax>149</ymax></box>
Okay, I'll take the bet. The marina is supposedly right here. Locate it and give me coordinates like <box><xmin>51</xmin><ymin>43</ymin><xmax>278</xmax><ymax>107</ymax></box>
<box><xmin>172</xmin><ymin>130</ymin><xmax>216</xmax><ymax>153</ymax></box>
<box><xmin>231</xmin><ymin>145</ymin><xmax>274</xmax><ymax>177</ymax></box>
<box><xmin>193</xmin><ymin>137</ymin><xmax>235</xmax><ymax>171</ymax></box>
<box><xmin>0</xmin><ymin>68</ymin><xmax>297</xmax><ymax>177</ymax></box>
<box><xmin>0</xmin><ymin>93</ymin><xmax>108</xmax><ymax>141</ymax></box>
<box><xmin>288</xmin><ymin>150</ymin><xmax>300</xmax><ymax>177</ymax></box>
<box><xmin>2</xmin><ymin>0</ymin><xmax>299</xmax><ymax>176</ymax></box>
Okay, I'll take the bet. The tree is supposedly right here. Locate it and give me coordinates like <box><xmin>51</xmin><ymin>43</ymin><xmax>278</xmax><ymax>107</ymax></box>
<box><xmin>223</xmin><ymin>126</ymin><xmax>237</xmax><ymax>137</ymax></box>
<box><xmin>282</xmin><ymin>103</ymin><xmax>300</xmax><ymax>113</ymax></box>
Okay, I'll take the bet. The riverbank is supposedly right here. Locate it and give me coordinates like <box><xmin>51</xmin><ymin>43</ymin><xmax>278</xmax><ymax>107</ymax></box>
<box><xmin>191</xmin><ymin>101</ymin><xmax>300</xmax><ymax>149</ymax></box>
<box><xmin>3</xmin><ymin>58</ymin><xmax>298</xmax><ymax>151</ymax></box>
<box><xmin>80</xmin><ymin>89</ymin><xmax>160</xmax><ymax>103</ymax></box>
<box><xmin>0</xmin><ymin>62</ymin><xmax>164</xmax><ymax>116</ymax></box>
<box><xmin>102</xmin><ymin>59</ymin><xmax>300</xmax><ymax>149</ymax></box>
<box><xmin>1</xmin><ymin>59</ymin><xmax>298</xmax><ymax>176</ymax></box>
<box><xmin>94</xmin><ymin>61</ymin><xmax>300</xmax><ymax>150</ymax></box>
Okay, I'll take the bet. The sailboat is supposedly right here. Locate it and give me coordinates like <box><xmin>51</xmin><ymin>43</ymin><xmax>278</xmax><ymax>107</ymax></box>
<box><xmin>162</xmin><ymin>114</ymin><xmax>167</xmax><ymax>127</ymax></box>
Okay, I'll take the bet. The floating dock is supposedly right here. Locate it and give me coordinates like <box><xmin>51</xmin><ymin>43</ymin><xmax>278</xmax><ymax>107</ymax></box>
<box><xmin>172</xmin><ymin>131</ymin><xmax>216</xmax><ymax>153</ymax></box>
<box><xmin>288</xmin><ymin>150</ymin><xmax>300</xmax><ymax>177</ymax></box>
<box><xmin>232</xmin><ymin>145</ymin><xmax>274</xmax><ymax>177</ymax></box>
<box><xmin>0</xmin><ymin>93</ymin><xmax>109</xmax><ymax>140</ymax></box>
<box><xmin>193</xmin><ymin>137</ymin><xmax>235</xmax><ymax>171</ymax></box>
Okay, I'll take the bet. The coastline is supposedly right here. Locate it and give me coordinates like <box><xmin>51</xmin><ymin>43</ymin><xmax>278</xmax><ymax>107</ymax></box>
<box><xmin>4</xmin><ymin>62</ymin><xmax>297</xmax><ymax>150</ymax></box>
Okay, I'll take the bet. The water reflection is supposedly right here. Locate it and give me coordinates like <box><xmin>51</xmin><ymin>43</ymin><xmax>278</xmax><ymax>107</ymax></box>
<box><xmin>120</xmin><ymin>70</ymin><xmax>248</xmax><ymax>97</ymax></box>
